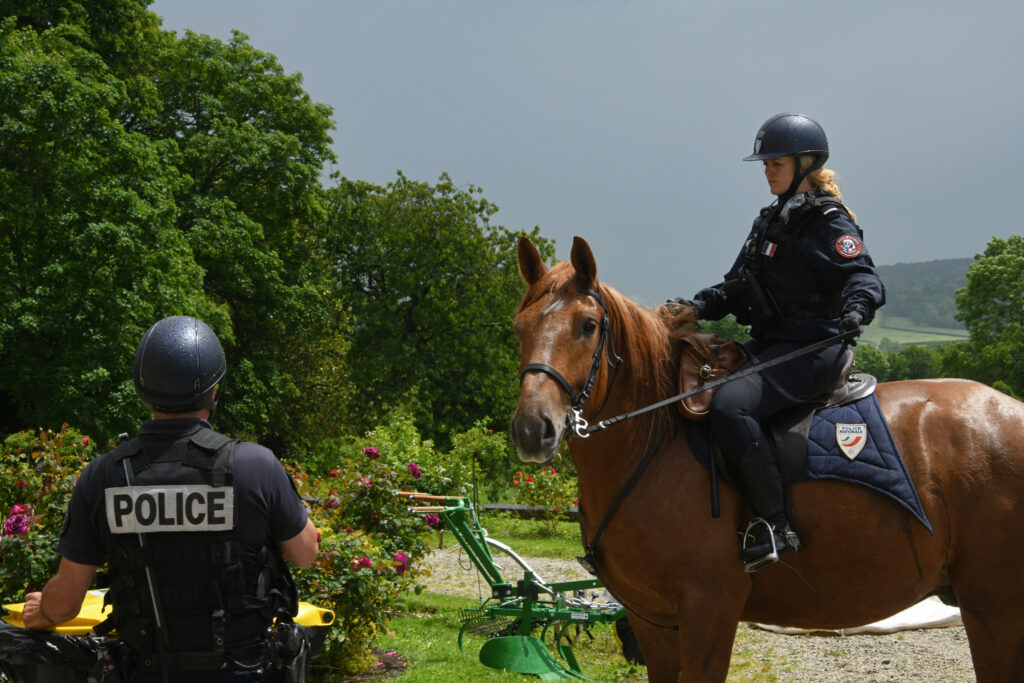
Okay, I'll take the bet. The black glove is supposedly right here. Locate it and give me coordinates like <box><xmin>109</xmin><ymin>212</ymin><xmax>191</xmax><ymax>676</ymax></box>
<box><xmin>692</xmin><ymin>287</ymin><xmax>727</xmax><ymax>320</ymax></box>
<box><xmin>839</xmin><ymin>310</ymin><xmax>863</xmax><ymax>337</ymax></box>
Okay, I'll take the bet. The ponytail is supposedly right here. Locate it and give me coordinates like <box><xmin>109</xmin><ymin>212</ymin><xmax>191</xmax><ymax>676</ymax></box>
<box><xmin>800</xmin><ymin>156</ymin><xmax>857</xmax><ymax>222</ymax></box>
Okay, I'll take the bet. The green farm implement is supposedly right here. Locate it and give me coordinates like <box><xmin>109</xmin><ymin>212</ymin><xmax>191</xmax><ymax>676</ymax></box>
<box><xmin>400</xmin><ymin>492</ymin><xmax>636</xmax><ymax>680</ymax></box>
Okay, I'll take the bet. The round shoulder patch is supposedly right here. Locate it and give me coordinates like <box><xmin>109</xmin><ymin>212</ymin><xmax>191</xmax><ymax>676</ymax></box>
<box><xmin>835</xmin><ymin>234</ymin><xmax>864</xmax><ymax>259</ymax></box>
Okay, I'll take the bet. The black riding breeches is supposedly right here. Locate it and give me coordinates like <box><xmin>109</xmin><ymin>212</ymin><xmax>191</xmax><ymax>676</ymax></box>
<box><xmin>708</xmin><ymin>339</ymin><xmax>847</xmax><ymax>462</ymax></box>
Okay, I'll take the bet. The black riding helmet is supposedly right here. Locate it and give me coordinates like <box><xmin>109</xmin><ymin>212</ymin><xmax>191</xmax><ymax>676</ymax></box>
<box><xmin>133</xmin><ymin>315</ymin><xmax>227</xmax><ymax>413</ymax></box>
<box><xmin>744</xmin><ymin>113</ymin><xmax>829</xmax><ymax>198</ymax></box>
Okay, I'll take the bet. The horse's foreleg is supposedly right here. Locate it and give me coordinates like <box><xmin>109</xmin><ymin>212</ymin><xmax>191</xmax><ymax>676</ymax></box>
<box><xmin>629</xmin><ymin>598</ymin><xmax>743</xmax><ymax>683</ymax></box>
<box><xmin>674</xmin><ymin>589</ymin><xmax>746</xmax><ymax>683</ymax></box>
<box><xmin>628</xmin><ymin>616</ymin><xmax>682</xmax><ymax>683</ymax></box>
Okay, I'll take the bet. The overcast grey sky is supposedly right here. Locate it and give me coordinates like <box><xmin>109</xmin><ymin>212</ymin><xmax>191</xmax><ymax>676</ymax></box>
<box><xmin>152</xmin><ymin>1</ymin><xmax>1023</xmax><ymax>307</ymax></box>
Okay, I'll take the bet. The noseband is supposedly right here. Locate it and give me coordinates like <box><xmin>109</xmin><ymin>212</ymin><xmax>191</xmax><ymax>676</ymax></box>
<box><xmin>519</xmin><ymin>288</ymin><xmax>622</xmax><ymax>438</ymax></box>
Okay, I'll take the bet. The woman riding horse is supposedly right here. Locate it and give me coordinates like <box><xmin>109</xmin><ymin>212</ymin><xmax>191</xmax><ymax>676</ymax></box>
<box><xmin>678</xmin><ymin>113</ymin><xmax>886</xmax><ymax>571</ymax></box>
<box><xmin>514</xmin><ymin>234</ymin><xmax>1024</xmax><ymax>680</ymax></box>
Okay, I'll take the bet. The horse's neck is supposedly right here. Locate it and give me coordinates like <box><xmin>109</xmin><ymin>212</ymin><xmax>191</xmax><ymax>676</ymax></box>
<box><xmin>571</xmin><ymin>395</ymin><xmax>671</xmax><ymax>511</ymax></box>
<box><xmin>570</xmin><ymin>300</ymin><xmax>685</xmax><ymax>519</ymax></box>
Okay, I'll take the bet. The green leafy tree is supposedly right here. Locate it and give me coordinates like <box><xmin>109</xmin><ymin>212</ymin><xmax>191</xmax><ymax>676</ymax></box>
<box><xmin>0</xmin><ymin>20</ymin><xmax>219</xmax><ymax>438</ymax></box>
<box><xmin>886</xmin><ymin>345</ymin><xmax>943</xmax><ymax>381</ymax></box>
<box><xmin>852</xmin><ymin>343</ymin><xmax>891</xmax><ymax>381</ymax></box>
<box><xmin>144</xmin><ymin>29</ymin><xmax>345</xmax><ymax>452</ymax></box>
<box><xmin>0</xmin><ymin>12</ymin><xmax>348</xmax><ymax>453</ymax></box>
<box><xmin>321</xmin><ymin>172</ymin><xmax>554</xmax><ymax>445</ymax></box>
<box><xmin>945</xmin><ymin>236</ymin><xmax>1024</xmax><ymax>396</ymax></box>
<box><xmin>701</xmin><ymin>315</ymin><xmax>750</xmax><ymax>343</ymax></box>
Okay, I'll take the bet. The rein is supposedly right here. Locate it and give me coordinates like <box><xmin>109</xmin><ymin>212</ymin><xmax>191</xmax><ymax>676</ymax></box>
<box><xmin>585</xmin><ymin>329</ymin><xmax>858</xmax><ymax>435</ymax></box>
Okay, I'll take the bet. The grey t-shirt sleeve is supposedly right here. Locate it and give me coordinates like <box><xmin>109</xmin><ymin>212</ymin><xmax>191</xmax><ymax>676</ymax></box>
<box><xmin>56</xmin><ymin>458</ymin><xmax>108</xmax><ymax>566</ymax></box>
<box><xmin>233</xmin><ymin>442</ymin><xmax>309</xmax><ymax>546</ymax></box>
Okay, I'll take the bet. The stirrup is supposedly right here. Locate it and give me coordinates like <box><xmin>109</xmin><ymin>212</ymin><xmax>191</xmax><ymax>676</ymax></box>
<box><xmin>740</xmin><ymin>517</ymin><xmax>780</xmax><ymax>573</ymax></box>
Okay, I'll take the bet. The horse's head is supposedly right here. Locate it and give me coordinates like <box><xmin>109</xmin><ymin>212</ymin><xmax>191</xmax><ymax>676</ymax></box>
<box><xmin>511</xmin><ymin>236</ymin><xmax>615</xmax><ymax>463</ymax></box>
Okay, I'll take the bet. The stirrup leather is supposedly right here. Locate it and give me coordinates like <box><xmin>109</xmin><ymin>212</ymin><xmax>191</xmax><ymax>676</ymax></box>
<box><xmin>740</xmin><ymin>517</ymin><xmax>780</xmax><ymax>573</ymax></box>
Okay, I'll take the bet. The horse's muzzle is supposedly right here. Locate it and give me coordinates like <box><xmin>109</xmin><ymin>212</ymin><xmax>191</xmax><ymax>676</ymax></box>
<box><xmin>510</xmin><ymin>410</ymin><xmax>562</xmax><ymax>463</ymax></box>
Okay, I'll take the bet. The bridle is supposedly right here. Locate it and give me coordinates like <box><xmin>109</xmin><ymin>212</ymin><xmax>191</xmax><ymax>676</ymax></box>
<box><xmin>518</xmin><ymin>287</ymin><xmax>622</xmax><ymax>438</ymax></box>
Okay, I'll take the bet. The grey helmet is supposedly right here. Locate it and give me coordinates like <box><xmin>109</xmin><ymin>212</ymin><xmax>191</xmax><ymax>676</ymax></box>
<box><xmin>133</xmin><ymin>316</ymin><xmax>226</xmax><ymax>412</ymax></box>
<box><xmin>743</xmin><ymin>113</ymin><xmax>829</xmax><ymax>172</ymax></box>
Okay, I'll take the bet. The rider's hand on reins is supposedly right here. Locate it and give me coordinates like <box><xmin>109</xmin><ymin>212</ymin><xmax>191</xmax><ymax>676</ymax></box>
<box><xmin>839</xmin><ymin>310</ymin><xmax>864</xmax><ymax>345</ymax></box>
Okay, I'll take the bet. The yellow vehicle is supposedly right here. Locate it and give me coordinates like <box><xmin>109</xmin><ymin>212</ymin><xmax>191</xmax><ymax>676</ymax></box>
<box><xmin>0</xmin><ymin>590</ymin><xmax>334</xmax><ymax>682</ymax></box>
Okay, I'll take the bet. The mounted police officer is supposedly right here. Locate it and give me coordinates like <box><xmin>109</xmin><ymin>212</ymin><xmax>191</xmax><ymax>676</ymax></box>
<box><xmin>680</xmin><ymin>114</ymin><xmax>885</xmax><ymax>572</ymax></box>
<box><xmin>22</xmin><ymin>315</ymin><xmax>320</xmax><ymax>681</ymax></box>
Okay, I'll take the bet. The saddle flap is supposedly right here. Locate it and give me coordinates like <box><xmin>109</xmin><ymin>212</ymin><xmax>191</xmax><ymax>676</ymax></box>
<box><xmin>676</xmin><ymin>333</ymin><xmax>748</xmax><ymax>420</ymax></box>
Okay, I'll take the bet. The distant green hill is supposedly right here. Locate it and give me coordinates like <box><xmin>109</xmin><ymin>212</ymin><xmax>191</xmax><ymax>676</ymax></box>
<box><xmin>875</xmin><ymin>258</ymin><xmax>972</xmax><ymax>330</ymax></box>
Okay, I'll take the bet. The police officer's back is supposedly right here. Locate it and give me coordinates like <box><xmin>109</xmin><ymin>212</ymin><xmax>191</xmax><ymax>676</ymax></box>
<box><xmin>23</xmin><ymin>316</ymin><xmax>320</xmax><ymax>682</ymax></box>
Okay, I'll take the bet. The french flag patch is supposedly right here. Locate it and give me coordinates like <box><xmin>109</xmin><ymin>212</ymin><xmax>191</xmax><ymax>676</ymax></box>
<box><xmin>761</xmin><ymin>241</ymin><xmax>778</xmax><ymax>257</ymax></box>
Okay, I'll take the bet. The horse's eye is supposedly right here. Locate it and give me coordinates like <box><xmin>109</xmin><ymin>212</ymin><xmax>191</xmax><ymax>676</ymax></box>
<box><xmin>582</xmin><ymin>319</ymin><xmax>598</xmax><ymax>336</ymax></box>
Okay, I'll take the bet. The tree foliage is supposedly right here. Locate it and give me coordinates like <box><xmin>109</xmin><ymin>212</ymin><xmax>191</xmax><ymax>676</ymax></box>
<box><xmin>943</xmin><ymin>235</ymin><xmax>1024</xmax><ymax>397</ymax></box>
<box><xmin>0</xmin><ymin>9</ymin><xmax>346</xmax><ymax>453</ymax></box>
<box><xmin>876</xmin><ymin>258</ymin><xmax>971</xmax><ymax>329</ymax></box>
<box><xmin>0</xmin><ymin>19</ymin><xmax>216</xmax><ymax>436</ymax></box>
<box><xmin>145</xmin><ymin>29</ymin><xmax>345</xmax><ymax>452</ymax></box>
<box><xmin>321</xmin><ymin>173</ymin><xmax>554</xmax><ymax>445</ymax></box>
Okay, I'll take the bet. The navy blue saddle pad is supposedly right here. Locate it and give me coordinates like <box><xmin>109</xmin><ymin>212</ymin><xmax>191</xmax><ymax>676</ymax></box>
<box><xmin>684</xmin><ymin>393</ymin><xmax>931</xmax><ymax>533</ymax></box>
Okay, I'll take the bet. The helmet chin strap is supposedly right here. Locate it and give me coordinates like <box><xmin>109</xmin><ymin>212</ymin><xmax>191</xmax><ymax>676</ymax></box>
<box><xmin>780</xmin><ymin>153</ymin><xmax>820</xmax><ymax>205</ymax></box>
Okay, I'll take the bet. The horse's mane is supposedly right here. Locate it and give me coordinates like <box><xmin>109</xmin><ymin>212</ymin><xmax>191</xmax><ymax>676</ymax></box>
<box><xmin>520</xmin><ymin>262</ymin><xmax>691</xmax><ymax>440</ymax></box>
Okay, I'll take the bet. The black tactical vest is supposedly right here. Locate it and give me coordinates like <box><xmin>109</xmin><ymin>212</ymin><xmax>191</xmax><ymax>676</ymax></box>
<box><xmin>96</xmin><ymin>426</ymin><xmax>296</xmax><ymax>672</ymax></box>
<box><xmin>740</xmin><ymin>192</ymin><xmax>848</xmax><ymax>330</ymax></box>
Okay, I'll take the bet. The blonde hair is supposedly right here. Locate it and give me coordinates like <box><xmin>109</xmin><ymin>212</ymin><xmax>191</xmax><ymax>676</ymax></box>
<box><xmin>799</xmin><ymin>155</ymin><xmax>857</xmax><ymax>222</ymax></box>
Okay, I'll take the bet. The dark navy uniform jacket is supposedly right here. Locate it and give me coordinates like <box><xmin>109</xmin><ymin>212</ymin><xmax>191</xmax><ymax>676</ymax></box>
<box><xmin>709</xmin><ymin>190</ymin><xmax>885</xmax><ymax>341</ymax></box>
<box><xmin>696</xmin><ymin>190</ymin><xmax>885</xmax><ymax>399</ymax></box>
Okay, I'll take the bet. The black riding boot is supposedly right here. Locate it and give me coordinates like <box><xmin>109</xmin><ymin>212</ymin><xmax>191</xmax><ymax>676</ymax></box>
<box><xmin>736</xmin><ymin>442</ymin><xmax>801</xmax><ymax>572</ymax></box>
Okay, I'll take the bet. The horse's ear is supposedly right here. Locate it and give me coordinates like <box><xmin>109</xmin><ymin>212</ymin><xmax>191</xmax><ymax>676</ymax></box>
<box><xmin>570</xmin><ymin>236</ymin><xmax>598</xmax><ymax>290</ymax></box>
<box><xmin>518</xmin><ymin>236</ymin><xmax>547</xmax><ymax>285</ymax></box>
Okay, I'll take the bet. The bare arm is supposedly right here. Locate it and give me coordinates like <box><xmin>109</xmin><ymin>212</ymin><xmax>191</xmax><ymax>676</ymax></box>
<box><xmin>22</xmin><ymin>557</ymin><xmax>98</xmax><ymax>629</ymax></box>
<box><xmin>278</xmin><ymin>518</ymin><xmax>319</xmax><ymax>568</ymax></box>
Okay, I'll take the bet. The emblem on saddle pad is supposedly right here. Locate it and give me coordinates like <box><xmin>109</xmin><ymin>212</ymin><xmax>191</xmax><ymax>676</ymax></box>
<box><xmin>836</xmin><ymin>423</ymin><xmax>868</xmax><ymax>459</ymax></box>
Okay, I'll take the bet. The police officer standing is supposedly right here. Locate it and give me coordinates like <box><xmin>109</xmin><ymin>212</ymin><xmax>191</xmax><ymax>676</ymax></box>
<box><xmin>21</xmin><ymin>315</ymin><xmax>319</xmax><ymax>681</ymax></box>
<box><xmin>680</xmin><ymin>114</ymin><xmax>885</xmax><ymax>572</ymax></box>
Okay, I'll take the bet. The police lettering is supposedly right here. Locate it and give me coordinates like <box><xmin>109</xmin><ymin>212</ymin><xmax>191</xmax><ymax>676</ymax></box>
<box><xmin>105</xmin><ymin>485</ymin><xmax>234</xmax><ymax>534</ymax></box>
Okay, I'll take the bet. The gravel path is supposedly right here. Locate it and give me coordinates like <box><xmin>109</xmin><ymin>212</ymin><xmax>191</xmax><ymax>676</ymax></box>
<box><xmin>420</xmin><ymin>547</ymin><xmax>976</xmax><ymax>681</ymax></box>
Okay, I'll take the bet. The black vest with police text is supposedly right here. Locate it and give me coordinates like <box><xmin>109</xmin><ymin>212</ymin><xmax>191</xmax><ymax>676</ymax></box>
<box><xmin>97</xmin><ymin>426</ymin><xmax>295</xmax><ymax>671</ymax></box>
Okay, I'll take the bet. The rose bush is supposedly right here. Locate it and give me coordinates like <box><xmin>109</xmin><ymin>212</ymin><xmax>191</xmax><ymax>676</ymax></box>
<box><xmin>348</xmin><ymin>414</ymin><xmax>472</xmax><ymax>497</ymax></box>
<box><xmin>512</xmin><ymin>464</ymin><xmax>578</xmax><ymax>536</ymax></box>
<box><xmin>0</xmin><ymin>425</ymin><xmax>98</xmax><ymax>602</ymax></box>
<box><xmin>288</xmin><ymin>441</ymin><xmax>433</xmax><ymax>676</ymax></box>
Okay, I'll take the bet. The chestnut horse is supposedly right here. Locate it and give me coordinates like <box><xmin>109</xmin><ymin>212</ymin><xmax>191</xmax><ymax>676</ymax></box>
<box><xmin>511</xmin><ymin>235</ymin><xmax>1024</xmax><ymax>682</ymax></box>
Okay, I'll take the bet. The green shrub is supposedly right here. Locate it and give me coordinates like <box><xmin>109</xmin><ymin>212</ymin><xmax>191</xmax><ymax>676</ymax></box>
<box><xmin>511</xmin><ymin>464</ymin><xmax>578</xmax><ymax>537</ymax></box>
<box><xmin>0</xmin><ymin>425</ymin><xmax>98</xmax><ymax>602</ymax></box>
<box><xmin>352</xmin><ymin>414</ymin><xmax>472</xmax><ymax>497</ymax></box>
<box><xmin>446</xmin><ymin>420</ymin><xmax>514</xmax><ymax>502</ymax></box>
<box><xmin>289</xmin><ymin>440</ymin><xmax>433</xmax><ymax>676</ymax></box>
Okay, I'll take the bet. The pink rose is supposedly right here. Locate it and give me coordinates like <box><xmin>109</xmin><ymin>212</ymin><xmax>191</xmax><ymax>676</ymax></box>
<box><xmin>393</xmin><ymin>551</ymin><xmax>409</xmax><ymax>575</ymax></box>
<box><xmin>3</xmin><ymin>514</ymin><xmax>30</xmax><ymax>536</ymax></box>
<box><xmin>363</xmin><ymin>447</ymin><xmax>381</xmax><ymax>460</ymax></box>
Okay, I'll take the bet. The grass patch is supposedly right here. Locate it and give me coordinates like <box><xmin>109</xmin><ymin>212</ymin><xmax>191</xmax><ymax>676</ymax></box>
<box><xmin>861</xmin><ymin>314</ymin><xmax>968</xmax><ymax>346</ymax></box>
<box><xmin>474</xmin><ymin>512</ymin><xmax>583</xmax><ymax>560</ymax></box>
